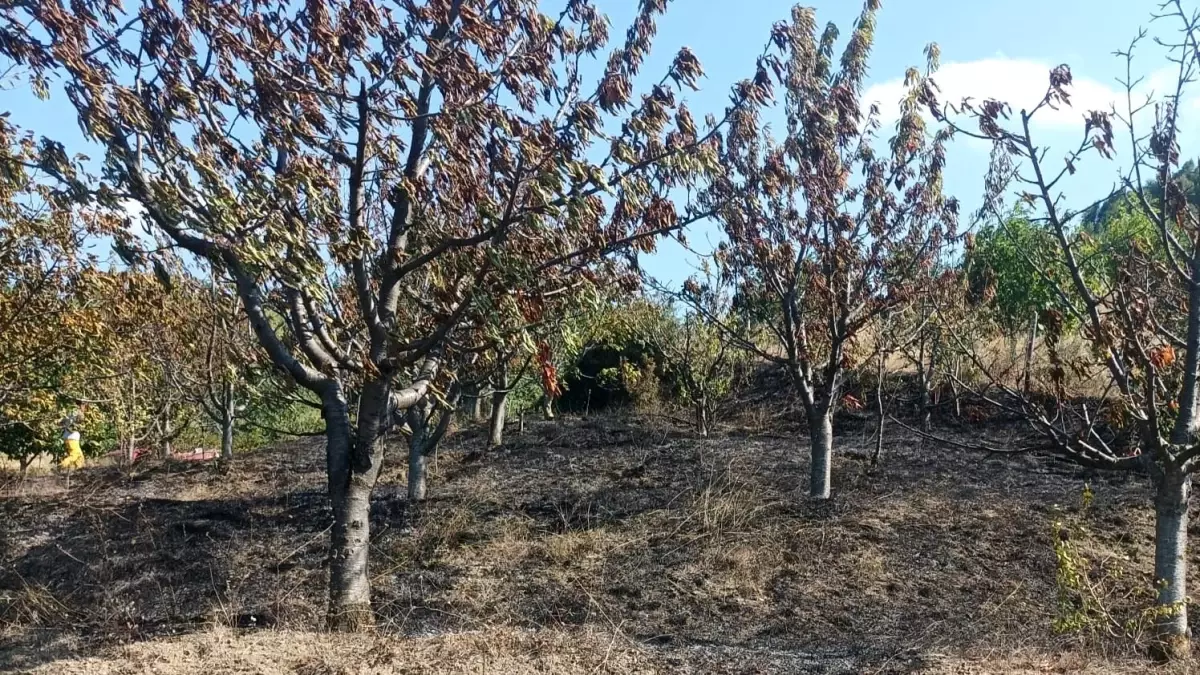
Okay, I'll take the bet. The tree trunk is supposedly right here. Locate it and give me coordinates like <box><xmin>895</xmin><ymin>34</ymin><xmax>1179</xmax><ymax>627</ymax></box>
<box><xmin>542</xmin><ymin>395</ymin><xmax>555</xmax><ymax>420</ymax></box>
<box><xmin>951</xmin><ymin>356</ymin><xmax>962</xmax><ymax>418</ymax></box>
<box><xmin>161</xmin><ymin>402</ymin><xmax>173</xmax><ymax>458</ymax></box>
<box><xmin>220</xmin><ymin>380</ymin><xmax>236</xmax><ymax>462</ymax></box>
<box><xmin>1022</xmin><ymin>311</ymin><xmax>1038</xmax><ymax>396</ymax></box>
<box><xmin>915</xmin><ymin>334</ymin><xmax>929</xmax><ymax>428</ymax></box>
<box><xmin>408</xmin><ymin>436</ymin><xmax>427</xmax><ymax>503</ymax></box>
<box><xmin>1152</xmin><ymin>468</ymin><xmax>1192</xmax><ymax>659</ymax></box>
<box><xmin>808</xmin><ymin>405</ymin><xmax>834</xmax><ymax>500</ymax></box>
<box><xmin>489</xmin><ymin>369</ymin><xmax>509</xmax><ymax>449</ymax></box>
<box><xmin>873</xmin><ymin>349</ymin><xmax>885</xmax><ymax>464</ymax></box>
<box><xmin>325</xmin><ymin>381</ymin><xmax>388</xmax><ymax>631</ymax></box>
<box><xmin>407</xmin><ymin>405</ymin><xmax>430</xmax><ymax>502</ymax></box>
<box><xmin>220</xmin><ymin>413</ymin><xmax>235</xmax><ymax>462</ymax></box>
<box><xmin>923</xmin><ymin>330</ymin><xmax>939</xmax><ymax>431</ymax></box>
<box><xmin>696</xmin><ymin>396</ymin><xmax>709</xmax><ymax>437</ymax></box>
<box><xmin>465</xmin><ymin>383</ymin><xmax>484</xmax><ymax>422</ymax></box>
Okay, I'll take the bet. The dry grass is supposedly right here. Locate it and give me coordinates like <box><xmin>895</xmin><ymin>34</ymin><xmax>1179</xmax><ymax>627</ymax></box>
<box><xmin>956</xmin><ymin>332</ymin><xmax>1113</xmax><ymax>399</ymax></box>
<box><xmin>13</xmin><ymin>626</ymin><xmax>664</xmax><ymax>674</ymax></box>
<box><xmin>0</xmin><ymin>399</ymin><xmax>1193</xmax><ymax>673</ymax></box>
<box><xmin>16</xmin><ymin>627</ymin><xmax>1199</xmax><ymax>675</ymax></box>
<box><xmin>686</xmin><ymin>455</ymin><xmax>777</xmax><ymax>537</ymax></box>
<box><xmin>0</xmin><ymin>454</ymin><xmax>56</xmax><ymax>478</ymax></box>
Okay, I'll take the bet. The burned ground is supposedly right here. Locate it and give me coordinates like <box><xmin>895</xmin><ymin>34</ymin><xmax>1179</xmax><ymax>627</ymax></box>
<box><xmin>0</xmin><ymin>402</ymin><xmax>1188</xmax><ymax>673</ymax></box>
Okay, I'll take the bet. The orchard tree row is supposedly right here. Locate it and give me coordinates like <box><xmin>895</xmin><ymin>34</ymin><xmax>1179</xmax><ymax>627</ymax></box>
<box><xmin>4</xmin><ymin>0</ymin><xmax>1200</xmax><ymax>660</ymax></box>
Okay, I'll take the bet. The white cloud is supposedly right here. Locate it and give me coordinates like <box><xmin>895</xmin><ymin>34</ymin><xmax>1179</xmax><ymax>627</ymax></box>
<box><xmin>862</xmin><ymin>58</ymin><xmax>1181</xmax><ymax>134</ymax></box>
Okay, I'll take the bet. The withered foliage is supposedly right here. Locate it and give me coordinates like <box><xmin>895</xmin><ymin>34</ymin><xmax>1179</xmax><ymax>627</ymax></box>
<box><xmin>694</xmin><ymin>2</ymin><xmax>958</xmax><ymax>496</ymax></box>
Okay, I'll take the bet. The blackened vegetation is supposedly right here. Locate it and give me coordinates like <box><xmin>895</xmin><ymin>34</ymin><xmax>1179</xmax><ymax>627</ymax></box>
<box><xmin>0</xmin><ymin>392</ymin><xmax>1165</xmax><ymax>672</ymax></box>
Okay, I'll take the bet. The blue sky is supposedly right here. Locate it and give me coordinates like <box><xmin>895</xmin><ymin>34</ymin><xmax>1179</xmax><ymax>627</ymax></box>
<box><xmin>607</xmin><ymin>0</ymin><xmax>1180</xmax><ymax>287</ymax></box>
<box><xmin>3</xmin><ymin>0</ymin><xmax>1182</xmax><ymax>287</ymax></box>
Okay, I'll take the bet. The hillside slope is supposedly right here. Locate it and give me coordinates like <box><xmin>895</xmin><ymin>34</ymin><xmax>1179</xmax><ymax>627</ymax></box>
<box><xmin>0</xmin><ymin>409</ymin><xmax>1188</xmax><ymax>673</ymax></box>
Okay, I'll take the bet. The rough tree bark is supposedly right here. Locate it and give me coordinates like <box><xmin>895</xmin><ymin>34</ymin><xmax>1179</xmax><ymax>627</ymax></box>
<box><xmin>808</xmin><ymin>404</ymin><xmax>834</xmax><ymax>499</ymax></box>
<box><xmin>1148</xmin><ymin>246</ymin><xmax>1200</xmax><ymax>657</ymax></box>
<box><xmin>489</xmin><ymin>366</ymin><xmax>509</xmax><ymax>449</ymax></box>
<box><xmin>1152</xmin><ymin>257</ymin><xmax>1200</xmax><ymax>657</ymax></box>
<box><xmin>406</xmin><ymin>385</ymin><xmax>458</xmax><ymax>501</ymax></box>
<box><xmin>407</xmin><ymin>431</ymin><xmax>428</xmax><ymax>502</ymax></box>
<box><xmin>324</xmin><ymin>380</ymin><xmax>389</xmax><ymax>631</ymax></box>
<box><xmin>406</xmin><ymin>399</ymin><xmax>432</xmax><ymax>502</ymax></box>
<box><xmin>1152</xmin><ymin>467</ymin><xmax>1191</xmax><ymax>659</ymax></box>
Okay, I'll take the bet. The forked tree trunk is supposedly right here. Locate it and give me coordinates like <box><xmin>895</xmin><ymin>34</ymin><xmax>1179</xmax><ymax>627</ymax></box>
<box><xmin>407</xmin><ymin>388</ymin><xmax>458</xmax><ymax>501</ymax></box>
<box><xmin>1152</xmin><ymin>468</ymin><xmax>1192</xmax><ymax>659</ymax></box>
<box><xmin>808</xmin><ymin>404</ymin><xmax>834</xmax><ymax>500</ymax></box>
<box><xmin>325</xmin><ymin>380</ymin><xmax>389</xmax><ymax>631</ymax></box>
<box><xmin>489</xmin><ymin>369</ymin><xmax>509</xmax><ymax>448</ymax></box>
<box><xmin>1153</xmin><ymin>250</ymin><xmax>1200</xmax><ymax>660</ymax></box>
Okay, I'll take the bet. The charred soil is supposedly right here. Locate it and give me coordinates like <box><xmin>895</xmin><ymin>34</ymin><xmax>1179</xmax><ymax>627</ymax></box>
<box><xmin>0</xmin><ymin>403</ymin><xmax>1190</xmax><ymax>673</ymax></box>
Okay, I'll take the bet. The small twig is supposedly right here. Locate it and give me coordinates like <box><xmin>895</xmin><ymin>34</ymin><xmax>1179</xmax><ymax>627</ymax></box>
<box><xmin>54</xmin><ymin>543</ymin><xmax>86</xmax><ymax>566</ymax></box>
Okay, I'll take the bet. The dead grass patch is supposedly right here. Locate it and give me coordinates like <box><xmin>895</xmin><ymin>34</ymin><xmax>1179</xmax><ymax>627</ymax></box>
<box><xmin>542</xmin><ymin>528</ymin><xmax>614</xmax><ymax>569</ymax></box>
<box><xmin>685</xmin><ymin>456</ymin><xmax>777</xmax><ymax>537</ymax></box>
<box><xmin>0</xmin><ymin>414</ymin><xmax>1191</xmax><ymax>673</ymax></box>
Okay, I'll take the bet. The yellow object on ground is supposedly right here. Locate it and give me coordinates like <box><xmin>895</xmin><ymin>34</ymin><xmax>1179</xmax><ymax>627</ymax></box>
<box><xmin>60</xmin><ymin>433</ymin><xmax>84</xmax><ymax>470</ymax></box>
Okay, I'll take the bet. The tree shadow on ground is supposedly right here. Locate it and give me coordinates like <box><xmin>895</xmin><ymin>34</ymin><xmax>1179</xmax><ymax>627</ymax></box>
<box><xmin>0</xmin><ymin>413</ymin><xmax>1166</xmax><ymax>673</ymax></box>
